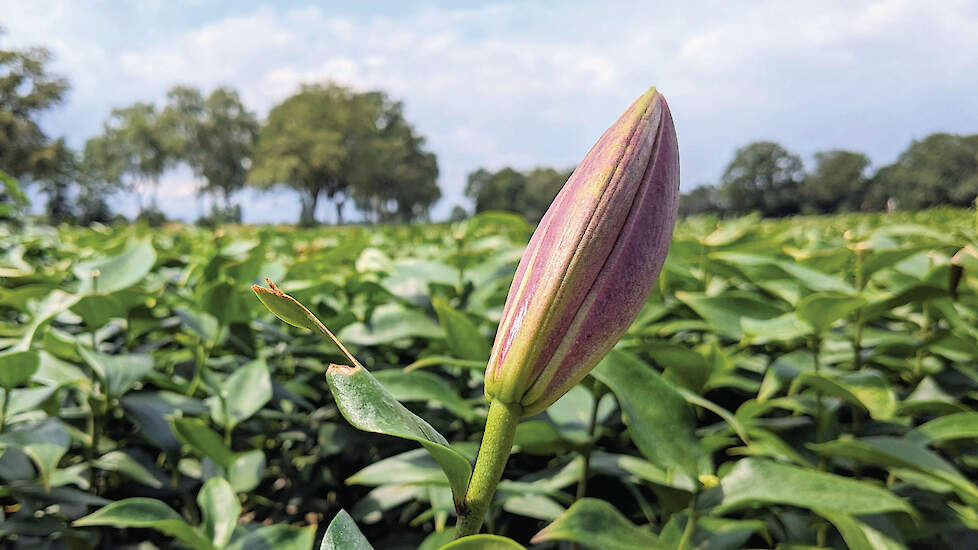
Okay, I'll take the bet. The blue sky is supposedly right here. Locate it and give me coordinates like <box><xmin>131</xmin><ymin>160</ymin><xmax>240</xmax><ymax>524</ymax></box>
<box><xmin>4</xmin><ymin>1</ymin><xmax>978</xmax><ymax>223</ymax></box>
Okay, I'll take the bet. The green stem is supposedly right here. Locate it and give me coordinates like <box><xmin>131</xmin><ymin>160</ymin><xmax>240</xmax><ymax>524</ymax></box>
<box><xmin>0</xmin><ymin>388</ymin><xmax>8</xmax><ymax>434</ymax></box>
<box><xmin>677</xmin><ymin>492</ymin><xmax>699</xmax><ymax>550</ymax></box>
<box><xmin>574</xmin><ymin>384</ymin><xmax>602</xmax><ymax>501</ymax></box>
<box><xmin>813</xmin><ymin>335</ymin><xmax>824</xmax><ymax>447</ymax></box>
<box><xmin>570</xmin><ymin>384</ymin><xmax>603</xmax><ymax>550</ymax></box>
<box><xmin>455</xmin><ymin>399</ymin><xmax>521</xmax><ymax>538</ymax></box>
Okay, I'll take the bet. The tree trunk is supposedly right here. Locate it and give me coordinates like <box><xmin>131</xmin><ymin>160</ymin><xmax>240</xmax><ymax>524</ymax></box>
<box><xmin>300</xmin><ymin>188</ymin><xmax>320</xmax><ymax>226</ymax></box>
<box><xmin>335</xmin><ymin>199</ymin><xmax>344</xmax><ymax>225</ymax></box>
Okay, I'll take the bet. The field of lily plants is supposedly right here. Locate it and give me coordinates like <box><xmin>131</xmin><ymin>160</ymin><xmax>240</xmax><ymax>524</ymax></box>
<box><xmin>1</xmin><ymin>204</ymin><xmax>976</xmax><ymax>549</ymax></box>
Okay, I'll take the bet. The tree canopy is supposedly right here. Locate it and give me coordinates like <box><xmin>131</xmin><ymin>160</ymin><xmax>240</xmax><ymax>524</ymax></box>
<box><xmin>465</xmin><ymin>166</ymin><xmax>572</xmax><ymax>222</ymax></box>
<box><xmin>250</xmin><ymin>83</ymin><xmax>439</xmax><ymax>225</ymax></box>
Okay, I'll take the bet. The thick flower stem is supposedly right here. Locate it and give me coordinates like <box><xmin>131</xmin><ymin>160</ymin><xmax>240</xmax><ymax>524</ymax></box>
<box><xmin>455</xmin><ymin>399</ymin><xmax>521</xmax><ymax>538</ymax></box>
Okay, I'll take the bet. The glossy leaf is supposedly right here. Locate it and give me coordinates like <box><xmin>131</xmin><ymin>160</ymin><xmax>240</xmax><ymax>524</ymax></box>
<box><xmin>433</xmin><ymin>297</ymin><xmax>489</xmax><ymax>361</ymax></box>
<box><xmin>325</xmin><ymin>364</ymin><xmax>472</xmax><ymax>507</ymax></box>
<box><xmin>73</xmin><ymin>239</ymin><xmax>157</xmax><ymax>294</ymax></box>
<box><xmin>224</xmin><ymin>524</ymin><xmax>315</xmax><ymax>550</ymax></box>
<box><xmin>0</xmin><ymin>350</ymin><xmax>40</xmax><ymax>388</ymax></box>
<box><xmin>78</xmin><ymin>346</ymin><xmax>154</xmax><ymax>398</ymax></box>
<box><xmin>198</xmin><ymin>477</ymin><xmax>240</xmax><ymax>548</ymax></box>
<box><xmin>74</xmin><ymin>498</ymin><xmax>214</xmax><ymax>550</ymax></box>
<box><xmin>531</xmin><ymin>498</ymin><xmax>668</xmax><ymax>550</ymax></box>
<box><xmin>591</xmin><ymin>349</ymin><xmax>708</xmax><ymax>478</ymax></box>
<box><xmin>320</xmin><ymin>510</ymin><xmax>374</xmax><ymax>550</ymax></box>
<box><xmin>210</xmin><ymin>358</ymin><xmax>273</xmax><ymax>428</ymax></box>
<box><xmin>908</xmin><ymin>412</ymin><xmax>978</xmax><ymax>444</ymax></box>
<box><xmin>816</xmin><ymin>510</ymin><xmax>908</xmax><ymax>550</ymax></box>
<box><xmin>711</xmin><ymin>458</ymin><xmax>914</xmax><ymax>516</ymax></box>
<box><xmin>439</xmin><ymin>534</ymin><xmax>525</xmax><ymax>549</ymax></box>
<box><xmin>0</xmin><ymin>418</ymin><xmax>70</xmax><ymax>489</ymax></box>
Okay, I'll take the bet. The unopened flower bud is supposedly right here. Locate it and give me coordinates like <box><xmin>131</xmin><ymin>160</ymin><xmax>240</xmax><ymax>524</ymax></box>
<box><xmin>484</xmin><ymin>88</ymin><xmax>680</xmax><ymax>416</ymax></box>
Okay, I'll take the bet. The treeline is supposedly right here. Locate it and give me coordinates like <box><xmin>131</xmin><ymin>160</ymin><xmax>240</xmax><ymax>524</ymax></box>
<box><xmin>0</xmin><ymin>34</ymin><xmax>439</xmax><ymax>226</ymax></box>
<box><xmin>679</xmin><ymin>138</ymin><xmax>978</xmax><ymax>217</ymax></box>
<box><xmin>466</xmin><ymin>137</ymin><xmax>978</xmax><ymax>223</ymax></box>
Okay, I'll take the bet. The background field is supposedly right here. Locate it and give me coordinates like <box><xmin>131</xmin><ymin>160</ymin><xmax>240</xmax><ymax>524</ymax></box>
<box><xmin>2</xmin><ymin>208</ymin><xmax>977</xmax><ymax>549</ymax></box>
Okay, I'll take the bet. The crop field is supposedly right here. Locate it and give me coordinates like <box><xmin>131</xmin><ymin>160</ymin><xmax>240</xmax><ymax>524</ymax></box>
<box><xmin>1</xmin><ymin>208</ymin><xmax>977</xmax><ymax>549</ymax></box>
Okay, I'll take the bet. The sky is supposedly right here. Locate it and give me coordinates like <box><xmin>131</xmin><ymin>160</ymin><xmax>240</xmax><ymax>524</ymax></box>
<box><xmin>3</xmin><ymin>0</ymin><xmax>978</xmax><ymax>223</ymax></box>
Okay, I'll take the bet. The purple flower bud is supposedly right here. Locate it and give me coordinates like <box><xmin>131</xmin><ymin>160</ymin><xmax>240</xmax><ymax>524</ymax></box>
<box><xmin>484</xmin><ymin>88</ymin><xmax>680</xmax><ymax>416</ymax></box>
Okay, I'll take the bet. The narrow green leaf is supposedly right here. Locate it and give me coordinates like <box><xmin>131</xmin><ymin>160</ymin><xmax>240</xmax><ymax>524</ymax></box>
<box><xmin>0</xmin><ymin>350</ymin><xmax>40</xmax><ymax>388</ymax></box>
<box><xmin>711</xmin><ymin>458</ymin><xmax>913</xmax><ymax>516</ymax></box>
<box><xmin>251</xmin><ymin>279</ymin><xmax>360</xmax><ymax>366</ymax></box>
<box><xmin>439</xmin><ymin>534</ymin><xmax>526</xmax><ymax>549</ymax></box>
<box><xmin>591</xmin><ymin>350</ymin><xmax>708</xmax><ymax>479</ymax></box>
<box><xmin>320</xmin><ymin>510</ymin><xmax>374</xmax><ymax>550</ymax></box>
<box><xmin>198</xmin><ymin>477</ymin><xmax>240</xmax><ymax>548</ymax></box>
<box><xmin>170</xmin><ymin>417</ymin><xmax>236</xmax><ymax>469</ymax></box>
<box><xmin>227</xmin><ymin>449</ymin><xmax>266</xmax><ymax>493</ymax></box>
<box><xmin>791</xmin><ymin>370</ymin><xmax>897</xmax><ymax>420</ymax></box>
<box><xmin>325</xmin><ymin>364</ymin><xmax>472</xmax><ymax>508</ymax></box>
<box><xmin>796</xmin><ymin>292</ymin><xmax>865</xmax><ymax>334</ymax></box>
<box><xmin>531</xmin><ymin>498</ymin><xmax>668</xmax><ymax>550</ymax></box>
<box><xmin>0</xmin><ymin>418</ymin><xmax>69</xmax><ymax>490</ymax></box>
<box><xmin>908</xmin><ymin>412</ymin><xmax>978</xmax><ymax>444</ymax></box>
<box><xmin>810</xmin><ymin>436</ymin><xmax>978</xmax><ymax>500</ymax></box>
<box><xmin>78</xmin><ymin>346</ymin><xmax>154</xmax><ymax>398</ymax></box>
<box><xmin>816</xmin><ymin>510</ymin><xmax>908</xmax><ymax>550</ymax></box>
<box><xmin>211</xmin><ymin>358</ymin><xmax>273</xmax><ymax>428</ymax></box>
<box><xmin>73</xmin><ymin>498</ymin><xmax>214</xmax><ymax>550</ymax></box>
<box><xmin>225</xmin><ymin>524</ymin><xmax>315</xmax><ymax>550</ymax></box>
<box><xmin>94</xmin><ymin>450</ymin><xmax>165</xmax><ymax>489</ymax></box>
<box><xmin>373</xmin><ymin>369</ymin><xmax>478</xmax><ymax>421</ymax></box>
<box><xmin>337</xmin><ymin>303</ymin><xmax>443</xmax><ymax>346</ymax></box>
<box><xmin>73</xmin><ymin>239</ymin><xmax>157</xmax><ymax>294</ymax></box>
<box><xmin>433</xmin><ymin>297</ymin><xmax>489</xmax><ymax>361</ymax></box>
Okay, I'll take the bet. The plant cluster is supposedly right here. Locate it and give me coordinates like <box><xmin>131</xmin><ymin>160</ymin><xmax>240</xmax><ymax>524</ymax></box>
<box><xmin>1</xmin><ymin>203</ymin><xmax>976</xmax><ymax>548</ymax></box>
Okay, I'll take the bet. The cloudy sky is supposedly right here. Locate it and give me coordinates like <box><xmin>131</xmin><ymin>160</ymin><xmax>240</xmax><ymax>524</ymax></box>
<box><xmin>4</xmin><ymin>0</ymin><xmax>978</xmax><ymax>222</ymax></box>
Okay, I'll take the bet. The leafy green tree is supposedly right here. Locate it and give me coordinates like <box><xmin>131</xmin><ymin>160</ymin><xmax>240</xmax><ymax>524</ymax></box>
<box><xmin>84</xmin><ymin>103</ymin><xmax>171</xmax><ymax>215</ymax></box>
<box><xmin>865</xmin><ymin>133</ymin><xmax>978</xmax><ymax>210</ymax></box>
<box><xmin>800</xmin><ymin>150</ymin><xmax>871</xmax><ymax>213</ymax></box>
<box><xmin>350</xmin><ymin>93</ymin><xmax>440</xmax><ymax>223</ymax></box>
<box><xmin>0</xmin><ymin>168</ymin><xmax>28</xmax><ymax>220</ymax></box>
<box><xmin>465</xmin><ymin>166</ymin><xmax>571</xmax><ymax>221</ymax></box>
<box><xmin>0</xmin><ymin>31</ymin><xmax>70</xmax><ymax>181</ymax></box>
<box><xmin>252</xmin><ymin>84</ymin><xmax>376</xmax><ymax>225</ymax></box>
<box><xmin>719</xmin><ymin>141</ymin><xmax>804</xmax><ymax>217</ymax></box>
<box><xmin>162</xmin><ymin>86</ymin><xmax>258</xmax><ymax>222</ymax></box>
<box><xmin>524</xmin><ymin>167</ymin><xmax>571</xmax><ymax>221</ymax></box>
<box><xmin>678</xmin><ymin>184</ymin><xmax>719</xmax><ymax>216</ymax></box>
<box><xmin>465</xmin><ymin>167</ymin><xmax>526</xmax><ymax>214</ymax></box>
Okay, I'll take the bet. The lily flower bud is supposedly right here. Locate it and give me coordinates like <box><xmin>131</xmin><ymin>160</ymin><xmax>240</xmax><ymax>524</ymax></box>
<box><xmin>484</xmin><ymin>87</ymin><xmax>680</xmax><ymax>416</ymax></box>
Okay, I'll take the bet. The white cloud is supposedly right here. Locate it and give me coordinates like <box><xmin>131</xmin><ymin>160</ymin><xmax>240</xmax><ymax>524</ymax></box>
<box><xmin>4</xmin><ymin>1</ymin><xmax>978</xmax><ymax>221</ymax></box>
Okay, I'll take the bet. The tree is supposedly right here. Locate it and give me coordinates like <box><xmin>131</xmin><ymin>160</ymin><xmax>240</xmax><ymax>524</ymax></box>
<box><xmin>465</xmin><ymin>166</ymin><xmax>571</xmax><ymax>221</ymax></box>
<box><xmin>865</xmin><ymin>133</ymin><xmax>978</xmax><ymax>211</ymax></box>
<box><xmin>0</xmin><ymin>31</ymin><xmax>70</xmax><ymax>181</ymax></box>
<box><xmin>349</xmin><ymin>93</ymin><xmax>440</xmax><ymax>223</ymax></box>
<box><xmin>84</xmin><ymin>103</ymin><xmax>171</xmax><ymax>215</ymax></box>
<box><xmin>523</xmin><ymin>167</ymin><xmax>571</xmax><ymax>221</ymax></box>
<box><xmin>251</xmin><ymin>84</ymin><xmax>368</xmax><ymax>225</ymax></box>
<box><xmin>678</xmin><ymin>184</ymin><xmax>719</xmax><ymax>216</ymax></box>
<box><xmin>465</xmin><ymin>167</ymin><xmax>528</xmax><ymax>215</ymax></box>
<box><xmin>162</xmin><ymin>86</ymin><xmax>258</xmax><ymax>222</ymax></box>
<box><xmin>800</xmin><ymin>150</ymin><xmax>871</xmax><ymax>213</ymax></box>
<box><xmin>719</xmin><ymin>141</ymin><xmax>804</xmax><ymax>217</ymax></box>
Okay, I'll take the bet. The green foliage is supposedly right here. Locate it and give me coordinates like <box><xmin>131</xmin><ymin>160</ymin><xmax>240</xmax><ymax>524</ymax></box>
<box><xmin>465</xmin><ymin>166</ymin><xmax>572</xmax><ymax>222</ymax></box>
<box><xmin>1</xmin><ymin>209</ymin><xmax>977</xmax><ymax>548</ymax></box>
<box><xmin>162</xmin><ymin>86</ymin><xmax>258</xmax><ymax>214</ymax></box>
<box><xmin>250</xmin><ymin>83</ymin><xmax>439</xmax><ymax>225</ymax></box>
<box><xmin>0</xmin><ymin>35</ymin><xmax>70</xmax><ymax>181</ymax></box>
<box><xmin>684</xmin><ymin>135</ymin><xmax>978</xmax><ymax>218</ymax></box>
<box><xmin>719</xmin><ymin>141</ymin><xmax>805</xmax><ymax>217</ymax></box>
